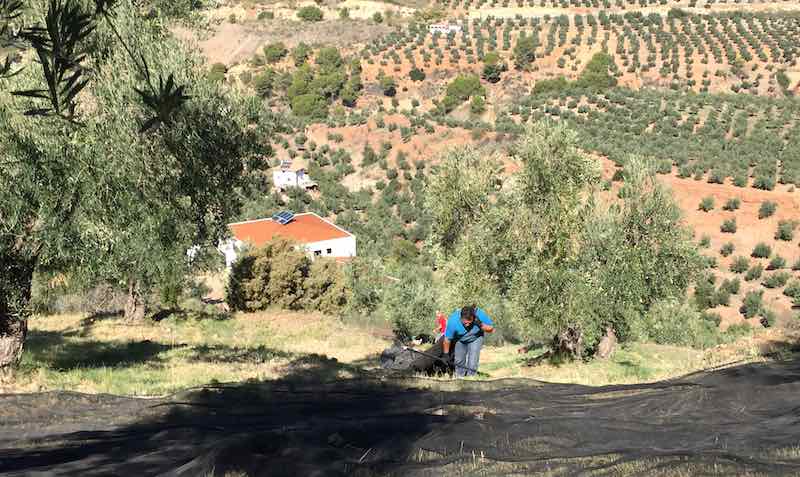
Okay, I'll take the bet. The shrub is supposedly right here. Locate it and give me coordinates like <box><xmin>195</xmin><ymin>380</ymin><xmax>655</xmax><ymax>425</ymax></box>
<box><xmin>745</xmin><ymin>264</ymin><xmax>764</xmax><ymax>281</ymax></box>
<box><xmin>751</xmin><ymin>243</ymin><xmax>772</xmax><ymax>258</ymax></box>
<box><xmin>409</xmin><ymin>67</ymin><xmax>426</xmax><ymax>82</ymax></box>
<box><xmin>301</xmin><ymin>260</ymin><xmax>350</xmax><ymax>313</ymax></box>
<box><xmin>291</xmin><ymin>43</ymin><xmax>312</xmax><ymax>66</ymax></box>
<box><xmin>257</xmin><ymin>10</ymin><xmax>274</xmax><ymax>20</ymax></box>
<box><xmin>758</xmin><ymin>200</ymin><xmax>777</xmax><ymax>219</ymax></box>
<box><xmin>291</xmin><ymin>93</ymin><xmax>328</xmax><ymax>119</ymax></box>
<box><xmin>702</xmin><ymin>311</ymin><xmax>722</xmax><ymax>327</ymax></box>
<box><xmin>442</xmin><ymin>74</ymin><xmax>485</xmax><ymax>113</ymax></box>
<box><xmin>767</xmin><ymin>255</ymin><xmax>786</xmax><ymax>270</ymax></box>
<box><xmin>698</xmin><ymin>196</ymin><xmax>715</xmax><ymax>212</ymax></box>
<box><xmin>379</xmin><ymin>74</ymin><xmax>397</xmax><ymax>97</ymax></box>
<box><xmin>470</xmin><ymin>95</ymin><xmax>486</xmax><ymax>115</ymax></box>
<box><xmin>208</xmin><ymin>62</ymin><xmax>227</xmax><ymax>82</ymax></box>
<box><xmin>763</xmin><ymin>271</ymin><xmax>791</xmax><ymax>289</ymax></box>
<box><xmin>297</xmin><ymin>5</ymin><xmax>323</xmax><ymax>21</ymax></box>
<box><xmin>253</xmin><ymin>70</ymin><xmax>275</xmax><ymax>98</ymax></box>
<box><xmin>574</xmin><ymin>52</ymin><xmax>618</xmax><ymax>91</ymax></box>
<box><xmin>263</xmin><ymin>42</ymin><xmax>287</xmax><ymax>63</ymax></box>
<box><xmin>693</xmin><ymin>276</ymin><xmax>716</xmax><ymax>310</ymax></box>
<box><xmin>793</xmin><ymin>258</ymin><xmax>800</xmax><ymax>271</ymax></box>
<box><xmin>532</xmin><ymin>77</ymin><xmax>569</xmax><ymax>95</ymax></box>
<box><xmin>783</xmin><ymin>280</ymin><xmax>800</xmax><ymax>299</ymax></box>
<box><xmin>740</xmin><ymin>290</ymin><xmax>763</xmax><ymax>318</ymax></box>
<box><xmin>721</xmin><ymin>277</ymin><xmax>740</xmax><ymax>295</ymax></box>
<box><xmin>759</xmin><ymin>308</ymin><xmax>777</xmax><ymax>328</ymax></box>
<box><xmin>775</xmin><ymin>220</ymin><xmax>797</xmax><ymax>241</ymax></box>
<box><xmin>513</xmin><ymin>34</ymin><xmax>537</xmax><ymax>70</ymax></box>
<box><xmin>482</xmin><ymin>52</ymin><xmax>506</xmax><ymax>83</ymax></box>
<box><xmin>379</xmin><ymin>266</ymin><xmax>438</xmax><ymax>340</ymax></box>
<box><xmin>722</xmin><ymin>197</ymin><xmax>741</xmax><ymax>211</ymax></box>
<box><xmin>720</xmin><ymin>218</ymin><xmax>737</xmax><ymax>233</ymax></box>
<box><xmin>372</xmin><ymin>11</ymin><xmax>383</xmax><ymax>23</ymax></box>
<box><xmin>713</xmin><ymin>287</ymin><xmax>730</xmax><ymax>307</ymax></box>
<box><xmin>698</xmin><ymin>235</ymin><xmax>711</xmax><ymax>248</ymax></box>
<box><xmin>639</xmin><ymin>299</ymin><xmax>722</xmax><ymax>349</ymax></box>
<box><xmin>720</xmin><ymin>242</ymin><xmax>734</xmax><ymax>257</ymax></box>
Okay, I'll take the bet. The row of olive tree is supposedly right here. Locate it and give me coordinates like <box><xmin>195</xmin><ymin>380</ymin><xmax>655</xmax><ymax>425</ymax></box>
<box><xmin>424</xmin><ymin>121</ymin><xmax>703</xmax><ymax>357</ymax></box>
<box><xmin>0</xmin><ymin>0</ymin><xmax>264</xmax><ymax>372</ymax></box>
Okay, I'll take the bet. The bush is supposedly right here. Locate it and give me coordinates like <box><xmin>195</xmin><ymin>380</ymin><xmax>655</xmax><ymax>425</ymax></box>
<box><xmin>574</xmin><ymin>52</ymin><xmax>618</xmax><ymax>91</ymax></box>
<box><xmin>442</xmin><ymin>74</ymin><xmax>485</xmax><ymax>113</ymax></box>
<box><xmin>409</xmin><ymin>67</ymin><xmax>426</xmax><ymax>82</ymax></box>
<box><xmin>745</xmin><ymin>263</ymin><xmax>764</xmax><ymax>281</ymax></box>
<box><xmin>693</xmin><ymin>276</ymin><xmax>716</xmax><ymax>310</ymax></box>
<box><xmin>208</xmin><ymin>62</ymin><xmax>227</xmax><ymax>83</ymax></box>
<box><xmin>721</xmin><ymin>277</ymin><xmax>740</xmax><ymax>295</ymax></box>
<box><xmin>698</xmin><ymin>196</ymin><xmax>715</xmax><ymax>212</ymax></box>
<box><xmin>380</xmin><ymin>266</ymin><xmax>438</xmax><ymax>341</ymax></box>
<box><xmin>291</xmin><ymin>43</ymin><xmax>312</xmax><ymax>66</ymax></box>
<box><xmin>758</xmin><ymin>200</ymin><xmax>777</xmax><ymax>219</ymax></box>
<box><xmin>470</xmin><ymin>95</ymin><xmax>486</xmax><ymax>115</ymax></box>
<box><xmin>751</xmin><ymin>242</ymin><xmax>772</xmax><ymax>258</ymax></box>
<box><xmin>720</xmin><ymin>242</ymin><xmax>734</xmax><ymax>257</ymax></box>
<box><xmin>759</xmin><ymin>308</ymin><xmax>777</xmax><ymax>328</ymax></box>
<box><xmin>532</xmin><ymin>77</ymin><xmax>569</xmax><ymax>95</ymax></box>
<box><xmin>297</xmin><ymin>5</ymin><xmax>323</xmax><ymax>21</ymax></box>
<box><xmin>372</xmin><ymin>11</ymin><xmax>383</xmax><ymax>23</ymax></box>
<box><xmin>638</xmin><ymin>299</ymin><xmax>723</xmax><ymax>349</ymax></box>
<box><xmin>767</xmin><ymin>255</ymin><xmax>786</xmax><ymax>270</ymax></box>
<box><xmin>720</xmin><ymin>218</ymin><xmax>737</xmax><ymax>233</ymax></box>
<box><xmin>291</xmin><ymin>93</ymin><xmax>328</xmax><ymax>119</ymax></box>
<box><xmin>783</xmin><ymin>280</ymin><xmax>800</xmax><ymax>299</ymax></box>
<box><xmin>722</xmin><ymin>197</ymin><xmax>740</xmax><ymax>211</ymax></box>
<box><xmin>513</xmin><ymin>34</ymin><xmax>537</xmax><ymax>70</ymax></box>
<box><xmin>730</xmin><ymin>256</ymin><xmax>750</xmax><ymax>274</ymax></box>
<box><xmin>763</xmin><ymin>271</ymin><xmax>791</xmax><ymax>289</ymax></box>
<box><xmin>379</xmin><ymin>74</ymin><xmax>397</xmax><ymax>97</ymax></box>
<box><xmin>257</xmin><ymin>10</ymin><xmax>274</xmax><ymax>20</ymax></box>
<box><xmin>482</xmin><ymin>52</ymin><xmax>506</xmax><ymax>83</ymax></box>
<box><xmin>698</xmin><ymin>235</ymin><xmax>711</xmax><ymax>248</ymax></box>
<box><xmin>775</xmin><ymin>220</ymin><xmax>797</xmax><ymax>241</ymax></box>
<box><xmin>253</xmin><ymin>70</ymin><xmax>275</xmax><ymax>98</ymax></box>
<box><xmin>713</xmin><ymin>287</ymin><xmax>730</xmax><ymax>307</ymax></box>
<box><xmin>263</xmin><ymin>42</ymin><xmax>287</xmax><ymax>63</ymax></box>
<box><xmin>740</xmin><ymin>290</ymin><xmax>763</xmax><ymax>318</ymax></box>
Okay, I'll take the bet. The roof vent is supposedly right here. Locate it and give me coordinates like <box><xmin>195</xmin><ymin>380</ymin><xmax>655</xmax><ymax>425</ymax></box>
<box><xmin>272</xmin><ymin>211</ymin><xmax>295</xmax><ymax>225</ymax></box>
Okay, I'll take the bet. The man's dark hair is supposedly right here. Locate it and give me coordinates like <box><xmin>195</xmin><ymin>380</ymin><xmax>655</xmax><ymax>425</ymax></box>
<box><xmin>461</xmin><ymin>305</ymin><xmax>476</xmax><ymax>320</ymax></box>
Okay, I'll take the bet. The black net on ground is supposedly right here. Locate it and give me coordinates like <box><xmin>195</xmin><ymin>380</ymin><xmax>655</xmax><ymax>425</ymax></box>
<box><xmin>2</xmin><ymin>356</ymin><xmax>800</xmax><ymax>476</ymax></box>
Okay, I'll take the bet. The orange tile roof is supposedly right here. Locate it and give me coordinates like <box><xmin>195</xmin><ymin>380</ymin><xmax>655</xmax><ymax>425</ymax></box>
<box><xmin>228</xmin><ymin>213</ymin><xmax>351</xmax><ymax>246</ymax></box>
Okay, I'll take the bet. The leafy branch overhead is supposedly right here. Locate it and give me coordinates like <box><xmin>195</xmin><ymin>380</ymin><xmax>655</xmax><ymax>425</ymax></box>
<box><xmin>0</xmin><ymin>0</ymin><xmax>23</xmax><ymax>77</ymax></box>
<box><xmin>8</xmin><ymin>0</ymin><xmax>189</xmax><ymax>129</ymax></box>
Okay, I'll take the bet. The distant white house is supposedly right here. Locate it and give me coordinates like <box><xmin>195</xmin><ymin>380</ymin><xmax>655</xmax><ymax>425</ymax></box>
<box><xmin>219</xmin><ymin>212</ymin><xmax>356</xmax><ymax>268</ymax></box>
<box><xmin>272</xmin><ymin>159</ymin><xmax>317</xmax><ymax>191</ymax></box>
<box><xmin>429</xmin><ymin>23</ymin><xmax>461</xmax><ymax>34</ymax></box>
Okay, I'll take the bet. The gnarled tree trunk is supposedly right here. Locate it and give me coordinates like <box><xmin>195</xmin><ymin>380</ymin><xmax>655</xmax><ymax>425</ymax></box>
<box><xmin>0</xmin><ymin>253</ymin><xmax>35</xmax><ymax>377</ymax></box>
<box><xmin>124</xmin><ymin>279</ymin><xmax>146</xmax><ymax>321</ymax></box>
<box><xmin>553</xmin><ymin>327</ymin><xmax>583</xmax><ymax>359</ymax></box>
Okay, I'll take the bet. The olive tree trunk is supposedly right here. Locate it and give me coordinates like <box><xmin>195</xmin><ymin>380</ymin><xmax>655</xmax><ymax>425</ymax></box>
<box><xmin>124</xmin><ymin>279</ymin><xmax>146</xmax><ymax>321</ymax></box>
<box><xmin>0</xmin><ymin>255</ymin><xmax>35</xmax><ymax>377</ymax></box>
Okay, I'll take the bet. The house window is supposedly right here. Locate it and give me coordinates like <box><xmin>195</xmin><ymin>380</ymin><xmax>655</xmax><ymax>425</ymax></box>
<box><xmin>326</xmin><ymin>248</ymin><xmax>332</xmax><ymax>255</ymax></box>
<box><xmin>314</xmin><ymin>250</ymin><xmax>322</xmax><ymax>256</ymax></box>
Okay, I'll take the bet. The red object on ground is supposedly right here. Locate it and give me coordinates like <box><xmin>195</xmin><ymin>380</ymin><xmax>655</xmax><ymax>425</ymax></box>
<box><xmin>436</xmin><ymin>313</ymin><xmax>446</xmax><ymax>334</ymax></box>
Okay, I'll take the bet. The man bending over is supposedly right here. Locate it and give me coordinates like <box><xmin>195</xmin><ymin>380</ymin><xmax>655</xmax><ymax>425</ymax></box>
<box><xmin>441</xmin><ymin>305</ymin><xmax>495</xmax><ymax>377</ymax></box>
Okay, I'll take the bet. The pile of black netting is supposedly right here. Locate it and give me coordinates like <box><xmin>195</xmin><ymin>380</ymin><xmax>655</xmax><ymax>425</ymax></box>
<box><xmin>2</xmin><ymin>357</ymin><xmax>800</xmax><ymax>476</ymax></box>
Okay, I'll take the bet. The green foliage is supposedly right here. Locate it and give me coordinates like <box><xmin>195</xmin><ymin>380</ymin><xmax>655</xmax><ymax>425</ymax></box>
<box><xmin>720</xmin><ymin>218</ymin><xmax>737</xmax><ymax>233</ymax></box>
<box><xmin>635</xmin><ymin>299</ymin><xmax>725</xmax><ymax>349</ymax></box>
<box><xmin>532</xmin><ymin>77</ymin><xmax>569</xmax><ymax>95</ymax></box>
<box><xmin>470</xmin><ymin>95</ymin><xmax>486</xmax><ymax>115</ymax></box>
<box><xmin>722</xmin><ymin>198</ymin><xmax>741</xmax><ymax>211</ymax></box>
<box><xmin>430</xmin><ymin>123</ymin><xmax>700</xmax><ymax>356</ymax></box>
<box><xmin>721</xmin><ymin>277</ymin><xmax>740</xmax><ymax>295</ymax></box>
<box><xmin>698</xmin><ymin>235</ymin><xmax>711</xmax><ymax>248</ymax></box>
<box><xmin>253</xmin><ymin>69</ymin><xmax>275</xmax><ymax>98</ymax></box>
<box><xmin>574</xmin><ymin>52</ymin><xmax>618</xmax><ymax>91</ymax></box>
<box><xmin>513</xmin><ymin>34</ymin><xmax>536</xmax><ymax>70</ymax></box>
<box><xmin>379</xmin><ymin>74</ymin><xmax>397</xmax><ymax>97</ymax></box>
<box><xmin>767</xmin><ymin>255</ymin><xmax>786</xmax><ymax>270</ymax></box>
<box><xmin>763</xmin><ymin>271</ymin><xmax>791</xmax><ymax>289</ymax></box>
<box><xmin>372</xmin><ymin>11</ymin><xmax>383</xmax><ymax>23</ymax></box>
<box><xmin>442</xmin><ymin>74</ymin><xmax>485</xmax><ymax>113</ymax></box>
<box><xmin>291</xmin><ymin>43</ymin><xmax>311</xmax><ymax>66</ymax></box>
<box><xmin>720</xmin><ymin>242</ymin><xmax>734</xmax><ymax>257</ymax></box>
<box><xmin>745</xmin><ymin>264</ymin><xmax>764</xmax><ymax>281</ymax></box>
<box><xmin>263</xmin><ymin>42</ymin><xmax>288</xmax><ymax>63</ymax></box>
<box><xmin>297</xmin><ymin>6</ymin><xmax>323</xmax><ymax>21</ymax></box>
<box><xmin>291</xmin><ymin>93</ymin><xmax>328</xmax><ymax>119</ymax></box>
<box><xmin>380</xmin><ymin>266</ymin><xmax>438</xmax><ymax>340</ymax></box>
<box><xmin>783</xmin><ymin>280</ymin><xmax>800</xmax><ymax>299</ymax></box>
<box><xmin>698</xmin><ymin>196</ymin><xmax>715</xmax><ymax>212</ymax></box>
<box><xmin>409</xmin><ymin>67</ymin><xmax>426</xmax><ymax>82</ymax></box>
<box><xmin>257</xmin><ymin>10</ymin><xmax>274</xmax><ymax>20</ymax></box>
<box><xmin>740</xmin><ymin>290</ymin><xmax>763</xmax><ymax>319</ymax></box>
<box><xmin>758</xmin><ymin>200</ymin><xmax>777</xmax><ymax>219</ymax></box>
<box><xmin>775</xmin><ymin>220</ymin><xmax>797</xmax><ymax>241</ymax></box>
<box><xmin>482</xmin><ymin>52</ymin><xmax>506</xmax><ymax>83</ymax></box>
<box><xmin>730</xmin><ymin>256</ymin><xmax>750</xmax><ymax>274</ymax></box>
<box><xmin>751</xmin><ymin>242</ymin><xmax>772</xmax><ymax>258</ymax></box>
<box><xmin>227</xmin><ymin>240</ymin><xmax>349</xmax><ymax>313</ymax></box>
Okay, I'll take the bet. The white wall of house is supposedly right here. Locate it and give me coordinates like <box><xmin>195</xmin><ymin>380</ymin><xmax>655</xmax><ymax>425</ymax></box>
<box><xmin>218</xmin><ymin>235</ymin><xmax>356</xmax><ymax>268</ymax></box>
<box><xmin>303</xmin><ymin>236</ymin><xmax>356</xmax><ymax>258</ymax></box>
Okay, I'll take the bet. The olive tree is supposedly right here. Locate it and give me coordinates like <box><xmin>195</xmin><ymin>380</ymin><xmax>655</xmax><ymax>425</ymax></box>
<box><xmin>0</xmin><ymin>0</ymin><xmax>261</xmax><ymax>372</ymax></box>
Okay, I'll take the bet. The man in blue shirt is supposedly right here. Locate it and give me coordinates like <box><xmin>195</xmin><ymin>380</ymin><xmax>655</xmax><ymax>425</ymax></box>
<box><xmin>441</xmin><ymin>305</ymin><xmax>495</xmax><ymax>377</ymax></box>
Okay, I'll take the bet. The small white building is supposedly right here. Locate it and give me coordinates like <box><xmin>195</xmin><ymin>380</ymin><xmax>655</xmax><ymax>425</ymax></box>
<box><xmin>429</xmin><ymin>23</ymin><xmax>462</xmax><ymax>34</ymax></box>
<box><xmin>219</xmin><ymin>212</ymin><xmax>356</xmax><ymax>268</ymax></box>
<box><xmin>273</xmin><ymin>160</ymin><xmax>317</xmax><ymax>191</ymax></box>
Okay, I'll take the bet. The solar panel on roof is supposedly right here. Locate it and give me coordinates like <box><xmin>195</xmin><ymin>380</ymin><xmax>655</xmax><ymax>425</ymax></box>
<box><xmin>271</xmin><ymin>211</ymin><xmax>295</xmax><ymax>225</ymax></box>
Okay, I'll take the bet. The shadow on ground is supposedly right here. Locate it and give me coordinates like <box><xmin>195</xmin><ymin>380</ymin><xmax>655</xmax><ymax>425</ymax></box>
<box><xmin>2</xmin><ymin>354</ymin><xmax>800</xmax><ymax>475</ymax></box>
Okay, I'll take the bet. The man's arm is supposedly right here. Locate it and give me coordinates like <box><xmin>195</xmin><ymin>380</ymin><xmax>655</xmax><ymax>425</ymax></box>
<box><xmin>476</xmin><ymin>309</ymin><xmax>495</xmax><ymax>333</ymax></box>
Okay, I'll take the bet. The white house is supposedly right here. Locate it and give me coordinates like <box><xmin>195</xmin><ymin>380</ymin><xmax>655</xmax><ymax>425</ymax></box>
<box><xmin>272</xmin><ymin>159</ymin><xmax>317</xmax><ymax>191</ymax></box>
<box><xmin>219</xmin><ymin>212</ymin><xmax>356</xmax><ymax>268</ymax></box>
<box><xmin>429</xmin><ymin>23</ymin><xmax>462</xmax><ymax>34</ymax></box>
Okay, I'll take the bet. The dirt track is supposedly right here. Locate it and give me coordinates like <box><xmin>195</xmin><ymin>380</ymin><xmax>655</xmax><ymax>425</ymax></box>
<box><xmin>2</xmin><ymin>356</ymin><xmax>800</xmax><ymax>476</ymax></box>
